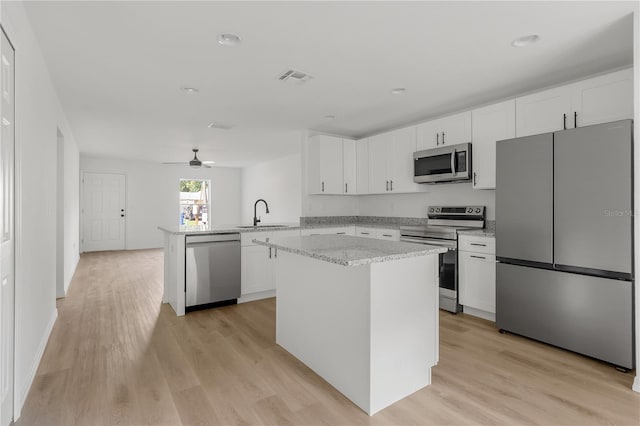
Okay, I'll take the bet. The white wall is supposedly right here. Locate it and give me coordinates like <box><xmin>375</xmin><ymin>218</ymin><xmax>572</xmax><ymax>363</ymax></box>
<box><xmin>632</xmin><ymin>9</ymin><xmax>639</xmax><ymax>394</ymax></box>
<box><xmin>358</xmin><ymin>187</ymin><xmax>495</xmax><ymax>220</ymax></box>
<box><xmin>80</xmin><ymin>155</ymin><xmax>243</xmax><ymax>250</ymax></box>
<box><xmin>1</xmin><ymin>0</ymin><xmax>81</xmax><ymax>418</ymax></box>
<box><xmin>241</xmin><ymin>153</ymin><xmax>301</xmax><ymax>224</ymax></box>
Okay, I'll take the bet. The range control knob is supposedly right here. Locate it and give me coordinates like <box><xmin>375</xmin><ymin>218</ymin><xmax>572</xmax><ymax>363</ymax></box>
<box><xmin>429</xmin><ymin>208</ymin><xmax>434</xmax><ymax>213</ymax></box>
<box><xmin>475</xmin><ymin>208</ymin><xmax>481</xmax><ymax>213</ymax></box>
<box><xmin>467</xmin><ymin>208</ymin><xmax>473</xmax><ymax>213</ymax></box>
<box><xmin>436</xmin><ymin>208</ymin><xmax>441</xmax><ymax>213</ymax></box>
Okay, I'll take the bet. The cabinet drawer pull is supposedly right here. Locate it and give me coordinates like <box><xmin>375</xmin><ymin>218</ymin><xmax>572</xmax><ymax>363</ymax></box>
<box><xmin>382</xmin><ymin>234</ymin><xmax>392</xmax><ymax>237</ymax></box>
<box><xmin>470</xmin><ymin>255</ymin><xmax>486</xmax><ymax>259</ymax></box>
<box><xmin>336</xmin><ymin>232</ymin><xmax>346</xmax><ymax>235</ymax></box>
<box><xmin>360</xmin><ymin>232</ymin><xmax>370</xmax><ymax>235</ymax></box>
<box><xmin>470</xmin><ymin>243</ymin><xmax>486</xmax><ymax>247</ymax></box>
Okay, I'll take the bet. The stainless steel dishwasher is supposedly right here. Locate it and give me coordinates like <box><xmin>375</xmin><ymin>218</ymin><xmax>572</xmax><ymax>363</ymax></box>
<box><xmin>185</xmin><ymin>233</ymin><xmax>241</xmax><ymax>311</ymax></box>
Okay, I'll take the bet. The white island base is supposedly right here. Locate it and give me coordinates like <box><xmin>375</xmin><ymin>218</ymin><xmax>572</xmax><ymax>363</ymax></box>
<box><xmin>274</xmin><ymin>250</ymin><xmax>439</xmax><ymax>416</ymax></box>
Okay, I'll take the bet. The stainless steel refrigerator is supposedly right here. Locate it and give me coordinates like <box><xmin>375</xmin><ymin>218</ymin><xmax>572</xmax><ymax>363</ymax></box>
<box><xmin>495</xmin><ymin>119</ymin><xmax>634</xmax><ymax>370</ymax></box>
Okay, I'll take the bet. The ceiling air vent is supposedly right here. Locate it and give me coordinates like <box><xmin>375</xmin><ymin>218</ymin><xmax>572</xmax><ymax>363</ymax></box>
<box><xmin>276</xmin><ymin>68</ymin><xmax>314</xmax><ymax>84</ymax></box>
<box><xmin>207</xmin><ymin>122</ymin><xmax>233</xmax><ymax>130</ymax></box>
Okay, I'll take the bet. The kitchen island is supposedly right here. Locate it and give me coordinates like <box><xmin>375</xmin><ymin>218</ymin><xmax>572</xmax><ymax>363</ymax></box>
<box><xmin>254</xmin><ymin>235</ymin><xmax>446</xmax><ymax>415</ymax></box>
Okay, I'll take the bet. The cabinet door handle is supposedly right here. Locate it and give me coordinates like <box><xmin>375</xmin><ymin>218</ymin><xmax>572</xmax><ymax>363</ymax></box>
<box><xmin>470</xmin><ymin>255</ymin><xmax>486</xmax><ymax>260</ymax></box>
<box><xmin>322</xmin><ymin>181</ymin><xmax>325</xmax><ymax>192</ymax></box>
<box><xmin>345</xmin><ymin>183</ymin><xmax>348</xmax><ymax>193</ymax></box>
<box><xmin>574</xmin><ymin>111</ymin><xmax>577</xmax><ymax>128</ymax></box>
<box><xmin>390</xmin><ymin>180</ymin><xmax>393</xmax><ymax>191</ymax></box>
<box><xmin>269</xmin><ymin>247</ymin><xmax>272</xmax><ymax>259</ymax></box>
<box><xmin>442</xmin><ymin>132</ymin><xmax>445</xmax><ymax>144</ymax></box>
<box><xmin>473</xmin><ymin>172</ymin><xmax>477</xmax><ymax>186</ymax></box>
<box><xmin>470</xmin><ymin>243</ymin><xmax>486</xmax><ymax>247</ymax></box>
<box><xmin>274</xmin><ymin>248</ymin><xmax>278</xmax><ymax>258</ymax></box>
<box><xmin>436</xmin><ymin>133</ymin><xmax>439</xmax><ymax>146</ymax></box>
<box><xmin>563</xmin><ymin>113</ymin><xmax>567</xmax><ymax>130</ymax></box>
<box><xmin>386</xmin><ymin>180</ymin><xmax>389</xmax><ymax>191</ymax></box>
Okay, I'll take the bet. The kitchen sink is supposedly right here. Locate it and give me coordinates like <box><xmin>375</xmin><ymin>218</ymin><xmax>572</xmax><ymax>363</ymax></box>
<box><xmin>236</xmin><ymin>225</ymin><xmax>290</xmax><ymax>229</ymax></box>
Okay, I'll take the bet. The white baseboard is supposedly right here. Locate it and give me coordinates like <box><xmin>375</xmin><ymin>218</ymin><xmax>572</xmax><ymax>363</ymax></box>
<box><xmin>238</xmin><ymin>289</ymin><xmax>275</xmax><ymax>303</ymax></box>
<box><xmin>633</xmin><ymin>375</ymin><xmax>640</xmax><ymax>393</ymax></box>
<box><xmin>462</xmin><ymin>306</ymin><xmax>496</xmax><ymax>322</ymax></box>
<box><xmin>14</xmin><ymin>308</ymin><xmax>58</xmax><ymax>420</ymax></box>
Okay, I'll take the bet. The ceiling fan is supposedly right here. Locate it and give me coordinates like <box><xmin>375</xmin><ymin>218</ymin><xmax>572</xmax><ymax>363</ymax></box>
<box><xmin>163</xmin><ymin>148</ymin><xmax>215</xmax><ymax>168</ymax></box>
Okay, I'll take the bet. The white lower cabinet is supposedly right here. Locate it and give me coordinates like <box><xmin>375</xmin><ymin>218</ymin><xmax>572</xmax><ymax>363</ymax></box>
<box><xmin>240</xmin><ymin>229</ymin><xmax>300</xmax><ymax>301</ymax></box>
<box><xmin>300</xmin><ymin>226</ymin><xmax>355</xmax><ymax>236</ymax></box>
<box><xmin>458</xmin><ymin>235</ymin><xmax>496</xmax><ymax>321</ymax></box>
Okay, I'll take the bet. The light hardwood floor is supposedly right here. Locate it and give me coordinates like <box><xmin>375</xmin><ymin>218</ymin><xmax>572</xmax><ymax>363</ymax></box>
<box><xmin>17</xmin><ymin>249</ymin><xmax>640</xmax><ymax>425</ymax></box>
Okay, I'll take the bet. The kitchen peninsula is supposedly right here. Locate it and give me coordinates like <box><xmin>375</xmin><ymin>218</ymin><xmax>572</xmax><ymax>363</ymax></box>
<box><xmin>254</xmin><ymin>235</ymin><xmax>446</xmax><ymax>415</ymax></box>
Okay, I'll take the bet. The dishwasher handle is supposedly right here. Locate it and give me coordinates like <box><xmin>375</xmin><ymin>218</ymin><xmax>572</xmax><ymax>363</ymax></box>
<box><xmin>186</xmin><ymin>233</ymin><xmax>240</xmax><ymax>245</ymax></box>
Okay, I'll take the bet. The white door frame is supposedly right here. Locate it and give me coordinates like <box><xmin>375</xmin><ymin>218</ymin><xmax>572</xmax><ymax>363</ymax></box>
<box><xmin>80</xmin><ymin>171</ymin><xmax>127</xmax><ymax>252</ymax></box>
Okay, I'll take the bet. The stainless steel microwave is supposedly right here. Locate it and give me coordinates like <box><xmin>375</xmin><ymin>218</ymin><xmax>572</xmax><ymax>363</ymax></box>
<box><xmin>413</xmin><ymin>143</ymin><xmax>472</xmax><ymax>184</ymax></box>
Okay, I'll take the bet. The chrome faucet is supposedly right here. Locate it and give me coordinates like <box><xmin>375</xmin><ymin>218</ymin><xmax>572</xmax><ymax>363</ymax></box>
<box><xmin>253</xmin><ymin>199</ymin><xmax>270</xmax><ymax>226</ymax></box>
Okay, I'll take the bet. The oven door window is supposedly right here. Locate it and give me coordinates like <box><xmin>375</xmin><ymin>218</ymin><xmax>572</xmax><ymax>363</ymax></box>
<box><xmin>415</xmin><ymin>153</ymin><xmax>453</xmax><ymax>176</ymax></box>
<box><xmin>439</xmin><ymin>250</ymin><xmax>457</xmax><ymax>291</ymax></box>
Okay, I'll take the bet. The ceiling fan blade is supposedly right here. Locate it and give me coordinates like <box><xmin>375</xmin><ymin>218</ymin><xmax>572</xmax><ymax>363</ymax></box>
<box><xmin>162</xmin><ymin>161</ymin><xmax>188</xmax><ymax>165</ymax></box>
<box><xmin>202</xmin><ymin>161</ymin><xmax>215</xmax><ymax>164</ymax></box>
<box><xmin>202</xmin><ymin>164</ymin><xmax>212</xmax><ymax>168</ymax></box>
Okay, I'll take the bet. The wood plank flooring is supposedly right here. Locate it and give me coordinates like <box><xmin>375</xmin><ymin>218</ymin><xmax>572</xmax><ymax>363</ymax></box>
<box><xmin>16</xmin><ymin>249</ymin><xmax>640</xmax><ymax>425</ymax></box>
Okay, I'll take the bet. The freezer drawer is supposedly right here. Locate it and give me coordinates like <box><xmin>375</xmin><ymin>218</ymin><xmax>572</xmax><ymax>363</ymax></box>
<box><xmin>186</xmin><ymin>234</ymin><xmax>241</xmax><ymax>307</ymax></box>
<box><xmin>496</xmin><ymin>263</ymin><xmax>633</xmax><ymax>369</ymax></box>
<box><xmin>554</xmin><ymin>120</ymin><xmax>633</xmax><ymax>276</ymax></box>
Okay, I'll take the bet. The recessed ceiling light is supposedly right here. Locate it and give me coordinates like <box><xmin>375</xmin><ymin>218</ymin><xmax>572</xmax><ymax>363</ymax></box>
<box><xmin>218</xmin><ymin>33</ymin><xmax>242</xmax><ymax>46</ymax></box>
<box><xmin>324</xmin><ymin>115</ymin><xmax>336</xmax><ymax>120</ymax></box>
<box><xmin>390</xmin><ymin>88</ymin><xmax>406</xmax><ymax>95</ymax></box>
<box><xmin>207</xmin><ymin>122</ymin><xmax>233</xmax><ymax>130</ymax></box>
<box><xmin>181</xmin><ymin>86</ymin><xmax>199</xmax><ymax>93</ymax></box>
<box><xmin>511</xmin><ymin>34</ymin><xmax>540</xmax><ymax>47</ymax></box>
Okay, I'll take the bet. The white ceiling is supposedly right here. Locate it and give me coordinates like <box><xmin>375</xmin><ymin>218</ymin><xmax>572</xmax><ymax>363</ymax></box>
<box><xmin>24</xmin><ymin>1</ymin><xmax>636</xmax><ymax>167</ymax></box>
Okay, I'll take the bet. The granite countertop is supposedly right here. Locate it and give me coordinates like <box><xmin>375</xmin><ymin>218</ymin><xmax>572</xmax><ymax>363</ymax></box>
<box><xmin>253</xmin><ymin>235</ymin><xmax>447</xmax><ymax>267</ymax></box>
<box><xmin>457</xmin><ymin>229</ymin><xmax>495</xmax><ymax>238</ymax></box>
<box><xmin>157</xmin><ymin>222</ymin><xmax>403</xmax><ymax>235</ymax></box>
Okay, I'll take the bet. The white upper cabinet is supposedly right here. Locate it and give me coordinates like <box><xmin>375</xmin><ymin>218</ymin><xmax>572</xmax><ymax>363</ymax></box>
<box><xmin>307</xmin><ymin>134</ymin><xmax>355</xmax><ymax>195</ymax></box>
<box><xmin>388</xmin><ymin>126</ymin><xmax>419</xmax><ymax>193</ymax></box>
<box><xmin>343</xmin><ymin>139</ymin><xmax>357</xmax><ymax>194</ymax></box>
<box><xmin>356</xmin><ymin>139</ymin><xmax>369</xmax><ymax>195</ymax></box>
<box><xmin>416</xmin><ymin>111</ymin><xmax>472</xmax><ymax>151</ymax></box>
<box><xmin>368</xmin><ymin>127</ymin><xmax>419</xmax><ymax>194</ymax></box>
<box><xmin>516</xmin><ymin>68</ymin><xmax>633</xmax><ymax>137</ymax></box>
<box><xmin>515</xmin><ymin>85</ymin><xmax>572</xmax><ymax>137</ymax></box>
<box><xmin>471</xmin><ymin>99</ymin><xmax>516</xmax><ymax>189</ymax></box>
<box><xmin>368</xmin><ymin>133</ymin><xmax>390</xmax><ymax>194</ymax></box>
<box><xmin>571</xmin><ymin>68</ymin><xmax>633</xmax><ymax>127</ymax></box>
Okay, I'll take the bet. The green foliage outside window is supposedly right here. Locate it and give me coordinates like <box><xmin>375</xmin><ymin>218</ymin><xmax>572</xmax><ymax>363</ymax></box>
<box><xmin>180</xmin><ymin>180</ymin><xmax>202</xmax><ymax>192</ymax></box>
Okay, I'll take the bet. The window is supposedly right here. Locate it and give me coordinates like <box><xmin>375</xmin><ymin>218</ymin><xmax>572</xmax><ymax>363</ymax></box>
<box><xmin>179</xmin><ymin>179</ymin><xmax>210</xmax><ymax>226</ymax></box>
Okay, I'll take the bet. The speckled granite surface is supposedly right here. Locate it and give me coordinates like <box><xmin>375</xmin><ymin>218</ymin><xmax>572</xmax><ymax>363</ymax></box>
<box><xmin>457</xmin><ymin>220</ymin><xmax>495</xmax><ymax>238</ymax></box>
<box><xmin>300</xmin><ymin>216</ymin><xmax>428</xmax><ymax>230</ymax></box>
<box><xmin>253</xmin><ymin>235</ymin><xmax>447</xmax><ymax>266</ymax></box>
<box><xmin>158</xmin><ymin>223</ymin><xmax>300</xmax><ymax>235</ymax></box>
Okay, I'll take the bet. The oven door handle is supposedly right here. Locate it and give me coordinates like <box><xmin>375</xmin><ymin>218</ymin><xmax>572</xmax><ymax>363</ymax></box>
<box><xmin>400</xmin><ymin>236</ymin><xmax>456</xmax><ymax>250</ymax></box>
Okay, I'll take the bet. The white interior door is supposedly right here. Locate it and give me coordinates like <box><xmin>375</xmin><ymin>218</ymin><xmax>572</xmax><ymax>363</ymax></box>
<box><xmin>82</xmin><ymin>172</ymin><xmax>126</xmax><ymax>252</ymax></box>
<box><xmin>0</xmin><ymin>27</ymin><xmax>15</xmax><ymax>426</ymax></box>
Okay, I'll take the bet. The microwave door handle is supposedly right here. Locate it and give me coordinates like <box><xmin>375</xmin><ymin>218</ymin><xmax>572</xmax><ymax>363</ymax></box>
<box><xmin>450</xmin><ymin>150</ymin><xmax>456</xmax><ymax>175</ymax></box>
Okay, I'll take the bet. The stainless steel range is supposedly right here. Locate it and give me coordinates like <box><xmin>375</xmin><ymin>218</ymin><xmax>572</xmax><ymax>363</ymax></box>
<box><xmin>400</xmin><ymin>206</ymin><xmax>486</xmax><ymax>313</ymax></box>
